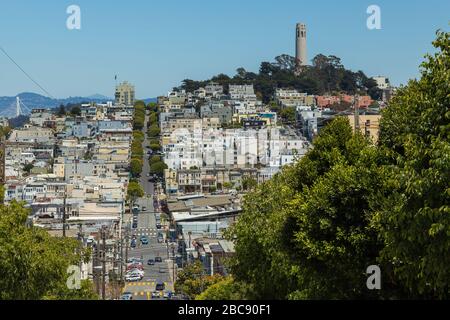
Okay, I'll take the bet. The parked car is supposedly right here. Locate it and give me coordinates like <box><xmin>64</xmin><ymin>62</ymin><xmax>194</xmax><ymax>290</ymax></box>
<box><xmin>141</xmin><ymin>237</ymin><xmax>149</xmax><ymax>245</ymax></box>
<box><xmin>132</xmin><ymin>223</ymin><xmax>138</xmax><ymax>229</ymax></box>
<box><xmin>163</xmin><ymin>291</ymin><xmax>173</xmax><ymax>299</ymax></box>
<box><xmin>155</xmin><ymin>256</ymin><xmax>163</xmax><ymax>263</ymax></box>
<box><xmin>130</xmin><ymin>240</ymin><xmax>136</xmax><ymax>248</ymax></box>
<box><xmin>156</xmin><ymin>223</ymin><xmax>161</xmax><ymax>229</ymax></box>
<box><xmin>151</xmin><ymin>291</ymin><xmax>161</xmax><ymax>299</ymax></box>
<box><xmin>147</xmin><ymin>259</ymin><xmax>155</xmax><ymax>265</ymax></box>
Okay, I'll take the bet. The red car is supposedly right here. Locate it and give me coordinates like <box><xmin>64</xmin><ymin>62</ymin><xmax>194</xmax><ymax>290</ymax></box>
<box><xmin>127</xmin><ymin>264</ymin><xmax>143</xmax><ymax>271</ymax></box>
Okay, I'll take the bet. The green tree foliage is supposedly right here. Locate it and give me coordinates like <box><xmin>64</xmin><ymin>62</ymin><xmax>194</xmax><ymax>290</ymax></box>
<box><xmin>148</xmin><ymin>113</ymin><xmax>158</xmax><ymax>125</ymax></box>
<box><xmin>147</xmin><ymin>102</ymin><xmax>158</xmax><ymax>112</ymax></box>
<box><xmin>279</xmin><ymin>107</ymin><xmax>296</xmax><ymax>124</ymax></box>
<box><xmin>23</xmin><ymin>163</ymin><xmax>34</xmax><ymax>174</ymax></box>
<box><xmin>133</xmin><ymin>130</ymin><xmax>145</xmax><ymax>142</ymax></box>
<box><xmin>0</xmin><ymin>185</ymin><xmax>5</xmax><ymax>203</ymax></box>
<box><xmin>0</xmin><ymin>126</ymin><xmax>12</xmax><ymax>139</ymax></box>
<box><xmin>148</xmin><ymin>124</ymin><xmax>161</xmax><ymax>138</ymax></box>
<box><xmin>227</xmin><ymin>118</ymin><xmax>386</xmax><ymax>299</ymax></box>
<box><xmin>149</xmin><ymin>142</ymin><xmax>162</xmax><ymax>152</ymax></box>
<box><xmin>174</xmin><ymin>54</ymin><xmax>380</xmax><ymax>103</ymax></box>
<box><xmin>196</xmin><ymin>277</ymin><xmax>251</xmax><ymax>300</ymax></box>
<box><xmin>149</xmin><ymin>155</ymin><xmax>162</xmax><ymax>166</ymax></box>
<box><xmin>57</xmin><ymin>105</ymin><xmax>66</xmax><ymax>116</ymax></box>
<box><xmin>222</xmin><ymin>182</ymin><xmax>233</xmax><ymax>190</ymax></box>
<box><xmin>43</xmin><ymin>279</ymin><xmax>99</xmax><ymax>300</ymax></box>
<box><xmin>133</xmin><ymin>101</ymin><xmax>146</xmax><ymax>130</ymax></box>
<box><xmin>0</xmin><ymin>201</ymin><xmax>97</xmax><ymax>300</ymax></box>
<box><xmin>242</xmin><ymin>177</ymin><xmax>258</xmax><ymax>191</ymax></box>
<box><xmin>127</xmin><ymin>181</ymin><xmax>144</xmax><ymax>200</ymax></box>
<box><xmin>131</xmin><ymin>141</ymin><xmax>143</xmax><ymax>158</ymax></box>
<box><xmin>70</xmin><ymin>106</ymin><xmax>81</xmax><ymax>117</ymax></box>
<box><xmin>150</xmin><ymin>161</ymin><xmax>168</xmax><ymax>176</ymax></box>
<box><xmin>175</xmin><ymin>261</ymin><xmax>224</xmax><ymax>299</ymax></box>
<box><xmin>130</xmin><ymin>158</ymin><xmax>143</xmax><ymax>177</ymax></box>
<box><xmin>376</xmin><ymin>30</ymin><xmax>450</xmax><ymax>299</ymax></box>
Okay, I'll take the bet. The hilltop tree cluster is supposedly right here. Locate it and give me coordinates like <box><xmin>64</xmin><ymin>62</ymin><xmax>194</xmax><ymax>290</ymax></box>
<box><xmin>176</xmin><ymin>54</ymin><xmax>383</xmax><ymax>104</ymax></box>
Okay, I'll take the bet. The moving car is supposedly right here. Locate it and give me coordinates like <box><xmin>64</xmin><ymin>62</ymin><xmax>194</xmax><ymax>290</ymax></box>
<box><xmin>140</xmin><ymin>236</ymin><xmax>149</xmax><ymax>245</ymax></box>
<box><xmin>147</xmin><ymin>259</ymin><xmax>155</xmax><ymax>265</ymax></box>
<box><xmin>120</xmin><ymin>292</ymin><xmax>134</xmax><ymax>300</ymax></box>
<box><xmin>127</xmin><ymin>264</ymin><xmax>143</xmax><ymax>271</ymax></box>
<box><xmin>163</xmin><ymin>291</ymin><xmax>173</xmax><ymax>299</ymax></box>
<box><xmin>127</xmin><ymin>269</ymin><xmax>144</xmax><ymax>277</ymax></box>
<box><xmin>130</xmin><ymin>239</ymin><xmax>136</xmax><ymax>248</ymax></box>
<box><xmin>125</xmin><ymin>274</ymin><xmax>141</xmax><ymax>282</ymax></box>
<box><xmin>154</xmin><ymin>256</ymin><xmax>163</xmax><ymax>263</ymax></box>
<box><xmin>155</xmin><ymin>282</ymin><xmax>165</xmax><ymax>291</ymax></box>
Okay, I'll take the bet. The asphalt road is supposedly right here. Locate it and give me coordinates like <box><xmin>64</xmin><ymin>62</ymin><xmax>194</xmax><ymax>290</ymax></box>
<box><xmin>122</xmin><ymin>112</ymin><xmax>175</xmax><ymax>301</ymax></box>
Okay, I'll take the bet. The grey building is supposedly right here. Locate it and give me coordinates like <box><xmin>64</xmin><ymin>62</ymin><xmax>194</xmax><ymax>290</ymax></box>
<box><xmin>200</xmin><ymin>102</ymin><xmax>232</xmax><ymax>124</ymax></box>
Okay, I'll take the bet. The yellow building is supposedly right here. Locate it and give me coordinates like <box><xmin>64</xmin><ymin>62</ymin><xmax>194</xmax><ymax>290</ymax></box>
<box><xmin>347</xmin><ymin>115</ymin><xmax>381</xmax><ymax>143</ymax></box>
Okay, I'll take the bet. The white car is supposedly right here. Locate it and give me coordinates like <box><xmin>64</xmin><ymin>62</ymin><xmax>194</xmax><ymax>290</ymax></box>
<box><xmin>125</xmin><ymin>275</ymin><xmax>141</xmax><ymax>282</ymax></box>
<box><xmin>127</xmin><ymin>269</ymin><xmax>144</xmax><ymax>277</ymax></box>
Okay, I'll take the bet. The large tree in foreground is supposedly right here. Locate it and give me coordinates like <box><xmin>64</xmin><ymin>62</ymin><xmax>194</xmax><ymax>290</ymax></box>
<box><xmin>376</xmin><ymin>30</ymin><xmax>449</xmax><ymax>299</ymax></box>
<box><xmin>0</xmin><ymin>201</ymin><xmax>97</xmax><ymax>300</ymax></box>
<box><xmin>228</xmin><ymin>118</ymin><xmax>385</xmax><ymax>299</ymax></box>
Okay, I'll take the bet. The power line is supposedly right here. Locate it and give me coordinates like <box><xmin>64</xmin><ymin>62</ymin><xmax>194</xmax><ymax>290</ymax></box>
<box><xmin>0</xmin><ymin>45</ymin><xmax>55</xmax><ymax>99</ymax></box>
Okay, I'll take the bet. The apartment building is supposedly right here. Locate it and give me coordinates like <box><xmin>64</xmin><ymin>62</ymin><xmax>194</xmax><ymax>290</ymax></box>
<box><xmin>229</xmin><ymin>84</ymin><xmax>257</xmax><ymax>102</ymax></box>
<box><xmin>115</xmin><ymin>81</ymin><xmax>135</xmax><ymax>106</ymax></box>
<box><xmin>347</xmin><ymin>114</ymin><xmax>381</xmax><ymax>143</ymax></box>
<box><xmin>275</xmin><ymin>89</ymin><xmax>315</xmax><ymax>107</ymax></box>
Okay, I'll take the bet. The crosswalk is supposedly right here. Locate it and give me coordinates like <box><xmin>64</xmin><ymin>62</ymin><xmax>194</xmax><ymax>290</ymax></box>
<box><xmin>134</xmin><ymin>228</ymin><xmax>158</xmax><ymax>237</ymax></box>
<box><xmin>123</xmin><ymin>281</ymin><xmax>170</xmax><ymax>299</ymax></box>
<box><xmin>125</xmin><ymin>281</ymin><xmax>168</xmax><ymax>287</ymax></box>
<box><xmin>132</xmin><ymin>291</ymin><xmax>163</xmax><ymax>299</ymax></box>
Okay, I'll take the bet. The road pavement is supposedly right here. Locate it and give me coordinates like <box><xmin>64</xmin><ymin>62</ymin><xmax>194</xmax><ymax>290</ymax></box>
<box><xmin>122</xmin><ymin>111</ymin><xmax>175</xmax><ymax>300</ymax></box>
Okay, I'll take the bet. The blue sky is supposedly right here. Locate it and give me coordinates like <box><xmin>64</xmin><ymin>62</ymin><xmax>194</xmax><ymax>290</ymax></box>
<box><xmin>0</xmin><ymin>0</ymin><xmax>448</xmax><ymax>98</ymax></box>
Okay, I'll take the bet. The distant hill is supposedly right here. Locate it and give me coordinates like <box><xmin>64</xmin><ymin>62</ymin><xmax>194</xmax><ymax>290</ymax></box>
<box><xmin>0</xmin><ymin>92</ymin><xmax>114</xmax><ymax>118</ymax></box>
<box><xmin>142</xmin><ymin>98</ymin><xmax>158</xmax><ymax>104</ymax></box>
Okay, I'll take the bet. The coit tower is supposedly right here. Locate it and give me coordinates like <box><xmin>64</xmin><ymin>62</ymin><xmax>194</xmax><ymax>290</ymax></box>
<box><xmin>296</xmin><ymin>23</ymin><xmax>307</xmax><ymax>66</ymax></box>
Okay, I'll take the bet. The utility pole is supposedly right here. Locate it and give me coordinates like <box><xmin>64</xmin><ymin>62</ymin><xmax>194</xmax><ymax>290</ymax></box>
<box><xmin>172</xmin><ymin>245</ymin><xmax>176</xmax><ymax>286</ymax></box>
<box><xmin>101</xmin><ymin>226</ymin><xmax>107</xmax><ymax>300</ymax></box>
<box><xmin>125</xmin><ymin>221</ymin><xmax>129</xmax><ymax>272</ymax></box>
<box><xmin>62</xmin><ymin>193</ymin><xmax>66</xmax><ymax>237</ymax></box>
<box><xmin>354</xmin><ymin>95</ymin><xmax>360</xmax><ymax>134</ymax></box>
<box><xmin>120</xmin><ymin>232</ymin><xmax>124</xmax><ymax>281</ymax></box>
<box><xmin>93</xmin><ymin>237</ymin><xmax>100</xmax><ymax>296</ymax></box>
